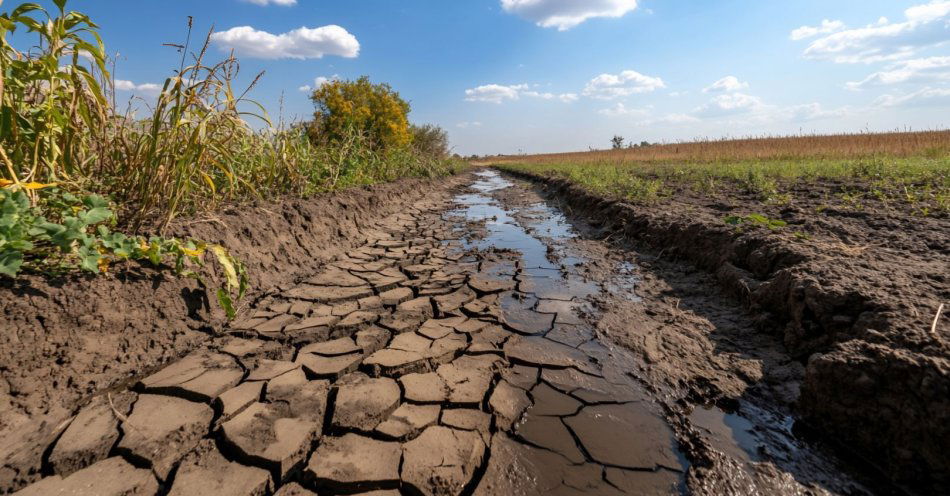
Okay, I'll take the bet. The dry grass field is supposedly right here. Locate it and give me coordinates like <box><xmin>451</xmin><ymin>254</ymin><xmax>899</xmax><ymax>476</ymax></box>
<box><xmin>488</xmin><ymin>130</ymin><xmax>950</xmax><ymax>165</ymax></box>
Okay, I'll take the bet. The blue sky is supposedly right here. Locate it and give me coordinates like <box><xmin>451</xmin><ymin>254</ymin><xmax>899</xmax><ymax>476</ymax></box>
<box><xmin>10</xmin><ymin>0</ymin><xmax>950</xmax><ymax>154</ymax></box>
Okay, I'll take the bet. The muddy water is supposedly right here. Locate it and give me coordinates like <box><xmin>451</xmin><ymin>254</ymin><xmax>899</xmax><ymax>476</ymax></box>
<box><xmin>450</xmin><ymin>170</ymin><xmax>689</xmax><ymax>494</ymax></box>
<box><xmin>453</xmin><ymin>170</ymin><xmax>885</xmax><ymax>496</ymax></box>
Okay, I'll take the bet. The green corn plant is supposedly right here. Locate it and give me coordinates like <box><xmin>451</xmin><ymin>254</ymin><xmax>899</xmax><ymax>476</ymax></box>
<box><xmin>0</xmin><ymin>0</ymin><xmax>109</xmax><ymax>185</ymax></box>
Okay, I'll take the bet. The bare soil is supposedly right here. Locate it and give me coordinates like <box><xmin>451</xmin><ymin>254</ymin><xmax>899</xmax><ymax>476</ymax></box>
<box><xmin>0</xmin><ymin>174</ymin><xmax>467</xmax><ymax>491</ymax></box>
<box><xmin>2</xmin><ymin>169</ymin><xmax>946</xmax><ymax>495</ymax></box>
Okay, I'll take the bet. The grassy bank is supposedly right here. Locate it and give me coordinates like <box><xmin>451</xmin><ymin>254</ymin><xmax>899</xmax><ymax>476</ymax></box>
<box><xmin>0</xmin><ymin>1</ymin><xmax>462</xmax><ymax>312</ymax></box>
<box><xmin>495</xmin><ymin>138</ymin><xmax>950</xmax><ymax>215</ymax></box>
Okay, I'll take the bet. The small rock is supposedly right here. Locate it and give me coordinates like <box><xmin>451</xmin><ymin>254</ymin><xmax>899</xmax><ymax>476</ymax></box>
<box><xmin>437</xmin><ymin>361</ymin><xmax>494</xmax><ymax>405</ymax></box>
<box><xmin>116</xmin><ymin>394</ymin><xmax>213</xmax><ymax>480</ymax></box>
<box><xmin>273</xmin><ymin>482</ymin><xmax>318</xmax><ymax>496</ymax></box>
<box><xmin>400</xmin><ymin>373</ymin><xmax>448</xmax><ymax>403</ymax></box>
<box><xmin>138</xmin><ymin>351</ymin><xmax>243</xmax><ymax>403</ymax></box>
<box><xmin>332</xmin><ymin>373</ymin><xmax>400</xmax><ymax>432</ymax></box>
<box><xmin>296</xmin><ymin>352</ymin><xmax>363</xmax><ymax>380</ymax></box>
<box><xmin>488</xmin><ymin>381</ymin><xmax>531</xmax><ymax>431</ymax></box>
<box><xmin>363</xmin><ymin>348</ymin><xmax>429</xmax><ymax>377</ymax></box>
<box><xmin>220</xmin><ymin>402</ymin><xmax>318</xmax><ymax>482</ymax></box>
<box><xmin>14</xmin><ymin>457</ymin><xmax>157</xmax><ymax>496</ymax></box>
<box><xmin>402</xmin><ymin>426</ymin><xmax>486</xmax><ymax>496</ymax></box>
<box><xmin>48</xmin><ymin>392</ymin><xmax>134</xmax><ymax>476</ymax></box>
<box><xmin>376</xmin><ymin>404</ymin><xmax>440</xmax><ymax>439</ymax></box>
<box><xmin>305</xmin><ymin>433</ymin><xmax>401</xmax><ymax>490</ymax></box>
<box><xmin>299</xmin><ymin>337</ymin><xmax>361</xmax><ymax>357</ymax></box>
<box><xmin>168</xmin><ymin>440</ymin><xmax>271</xmax><ymax>496</ymax></box>
<box><xmin>247</xmin><ymin>360</ymin><xmax>299</xmax><ymax>382</ymax></box>
<box><xmin>355</xmin><ymin>326</ymin><xmax>391</xmax><ymax>354</ymax></box>
<box><xmin>216</xmin><ymin>381</ymin><xmax>265</xmax><ymax>420</ymax></box>
<box><xmin>379</xmin><ymin>287</ymin><xmax>413</xmax><ymax>306</ymax></box>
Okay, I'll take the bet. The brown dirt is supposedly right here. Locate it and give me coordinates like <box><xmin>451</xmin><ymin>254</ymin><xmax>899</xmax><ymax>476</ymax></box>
<box><xmin>3</xmin><ymin>167</ymin><xmax>947</xmax><ymax>495</ymax></box>
<box><xmin>503</xmin><ymin>168</ymin><xmax>949</xmax><ymax>494</ymax></box>
<box><xmin>0</xmin><ymin>173</ymin><xmax>467</xmax><ymax>491</ymax></box>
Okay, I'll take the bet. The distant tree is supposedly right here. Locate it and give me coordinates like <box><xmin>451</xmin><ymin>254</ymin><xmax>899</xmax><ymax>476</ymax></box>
<box><xmin>410</xmin><ymin>124</ymin><xmax>450</xmax><ymax>158</ymax></box>
<box><xmin>640</xmin><ymin>140</ymin><xmax>652</xmax><ymax>147</ymax></box>
<box><xmin>611</xmin><ymin>135</ymin><xmax>625</xmax><ymax>150</ymax></box>
<box><xmin>308</xmin><ymin>76</ymin><xmax>411</xmax><ymax>150</ymax></box>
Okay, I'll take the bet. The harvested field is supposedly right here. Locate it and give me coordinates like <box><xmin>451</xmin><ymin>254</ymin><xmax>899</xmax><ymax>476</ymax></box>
<box><xmin>5</xmin><ymin>169</ymin><xmax>943</xmax><ymax>495</ymax></box>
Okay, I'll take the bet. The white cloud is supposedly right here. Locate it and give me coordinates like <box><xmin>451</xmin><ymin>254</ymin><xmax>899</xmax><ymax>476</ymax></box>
<box><xmin>211</xmin><ymin>25</ymin><xmax>359</xmax><ymax>59</ymax></box>
<box><xmin>703</xmin><ymin>76</ymin><xmax>749</xmax><ymax>93</ymax></box>
<box><xmin>457</xmin><ymin>121</ymin><xmax>483</xmax><ymax>129</ymax></box>
<box><xmin>635</xmin><ymin>113</ymin><xmax>701</xmax><ymax>126</ymax></box>
<box><xmin>583</xmin><ymin>70</ymin><xmax>665</xmax><ymax>99</ymax></box>
<box><xmin>777</xmin><ymin>103</ymin><xmax>848</xmax><ymax>121</ymax></box>
<box><xmin>873</xmin><ymin>86</ymin><xmax>950</xmax><ymax>107</ymax></box>
<box><xmin>846</xmin><ymin>56</ymin><xmax>950</xmax><ymax>89</ymax></box>
<box><xmin>798</xmin><ymin>1</ymin><xmax>950</xmax><ymax>64</ymax></box>
<box><xmin>465</xmin><ymin>84</ymin><xmax>529</xmax><ymax>103</ymax></box>
<box><xmin>298</xmin><ymin>75</ymin><xmax>340</xmax><ymax>92</ymax></box>
<box><xmin>598</xmin><ymin>102</ymin><xmax>649</xmax><ymax>116</ymax></box>
<box><xmin>242</xmin><ymin>0</ymin><xmax>297</xmax><ymax>6</ymax></box>
<box><xmin>694</xmin><ymin>93</ymin><xmax>765</xmax><ymax>117</ymax></box>
<box><xmin>114</xmin><ymin>79</ymin><xmax>162</xmax><ymax>96</ymax></box>
<box><xmin>523</xmin><ymin>90</ymin><xmax>578</xmax><ymax>102</ymax></box>
<box><xmin>464</xmin><ymin>84</ymin><xmax>575</xmax><ymax>104</ymax></box>
<box><xmin>501</xmin><ymin>0</ymin><xmax>638</xmax><ymax>31</ymax></box>
<box><xmin>790</xmin><ymin>19</ymin><xmax>845</xmax><ymax>40</ymax></box>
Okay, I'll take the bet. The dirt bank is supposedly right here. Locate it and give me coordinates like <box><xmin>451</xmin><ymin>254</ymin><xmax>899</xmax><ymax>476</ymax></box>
<box><xmin>503</xmin><ymin>168</ymin><xmax>949</xmax><ymax>493</ymax></box>
<box><xmin>0</xmin><ymin>173</ymin><xmax>467</xmax><ymax>491</ymax></box>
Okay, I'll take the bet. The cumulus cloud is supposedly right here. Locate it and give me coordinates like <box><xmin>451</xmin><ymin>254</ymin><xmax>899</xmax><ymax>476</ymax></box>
<box><xmin>211</xmin><ymin>25</ymin><xmax>359</xmax><ymax>59</ymax></box>
<box><xmin>298</xmin><ymin>75</ymin><xmax>340</xmax><ymax>92</ymax></box>
<box><xmin>845</xmin><ymin>56</ymin><xmax>950</xmax><ymax>89</ymax></box>
<box><xmin>464</xmin><ymin>84</ymin><xmax>576</xmax><ymax>104</ymax></box>
<box><xmin>501</xmin><ymin>0</ymin><xmax>638</xmax><ymax>31</ymax></box>
<box><xmin>582</xmin><ymin>70</ymin><xmax>665</xmax><ymax>99</ymax></box>
<box><xmin>694</xmin><ymin>93</ymin><xmax>765</xmax><ymax>117</ymax></box>
<box><xmin>114</xmin><ymin>79</ymin><xmax>162</xmax><ymax>96</ymax></box>
<box><xmin>456</xmin><ymin>121</ymin><xmax>483</xmax><ymax>129</ymax></box>
<box><xmin>597</xmin><ymin>102</ymin><xmax>649</xmax><ymax>116</ymax></box>
<box><xmin>777</xmin><ymin>103</ymin><xmax>848</xmax><ymax>121</ymax></box>
<box><xmin>790</xmin><ymin>19</ymin><xmax>845</xmax><ymax>40</ymax></box>
<box><xmin>702</xmin><ymin>76</ymin><xmax>749</xmax><ymax>93</ymax></box>
<box><xmin>242</xmin><ymin>0</ymin><xmax>297</xmax><ymax>6</ymax></box>
<box><xmin>873</xmin><ymin>86</ymin><xmax>950</xmax><ymax>107</ymax></box>
<box><xmin>464</xmin><ymin>84</ymin><xmax>530</xmax><ymax>103</ymax></box>
<box><xmin>634</xmin><ymin>113</ymin><xmax>701</xmax><ymax>126</ymax></box>
<box><xmin>797</xmin><ymin>1</ymin><xmax>950</xmax><ymax>64</ymax></box>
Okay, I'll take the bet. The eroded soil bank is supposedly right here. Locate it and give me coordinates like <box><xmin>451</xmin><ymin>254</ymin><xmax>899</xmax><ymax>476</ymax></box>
<box><xmin>503</xmin><ymin>168</ymin><xmax>949</xmax><ymax>494</ymax></box>
<box><xmin>0</xmin><ymin>173</ymin><xmax>468</xmax><ymax>492</ymax></box>
<box><xmin>4</xmin><ymin>169</ymin><xmax>922</xmax><ymax>495</ymax></box>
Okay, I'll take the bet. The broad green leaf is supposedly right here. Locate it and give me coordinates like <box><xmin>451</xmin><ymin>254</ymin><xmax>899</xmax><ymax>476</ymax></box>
<box><xmin>217</xmin><ymin>288</ymin><xmax>236</xmax><ymax>320</ymax></box>
<box><xmin>0</xmin><ymin>250</ymin><xmax>24</xmax><ymax>277</ymax></box>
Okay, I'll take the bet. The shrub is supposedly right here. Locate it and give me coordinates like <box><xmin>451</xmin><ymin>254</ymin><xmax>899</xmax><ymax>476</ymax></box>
<box><xmin>308</xmin><ymin>77</ymin><xmax>411</xmax><ymax>151</ymax></box>
<box><xmin>411</xmin><ymin>124</ymin><xmax>450</xmax><ymax>158</ymax></box>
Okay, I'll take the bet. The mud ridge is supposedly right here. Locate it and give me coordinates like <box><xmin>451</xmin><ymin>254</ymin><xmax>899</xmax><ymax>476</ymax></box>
<box><xmin>502</xmin><ymin>168</ymin><xmax>949</xmax><ymax>493</ymax></box>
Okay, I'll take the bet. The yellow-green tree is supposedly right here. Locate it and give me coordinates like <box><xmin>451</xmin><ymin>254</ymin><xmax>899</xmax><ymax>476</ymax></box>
<box><xmin>309</xmin><ymin>77</ymin><xmax>411</xmax><ymax>151</ymax></box>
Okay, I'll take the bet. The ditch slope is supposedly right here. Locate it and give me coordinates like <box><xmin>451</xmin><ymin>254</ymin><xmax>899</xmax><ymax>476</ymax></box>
<box><xmin>504</xmin><ymin>167</ymin><xmax>949</xmax><ymax>495</ymax></box>
<box><xmin>5</xmin><ymin>169</ymin><xmax>909</xmax><ymax>495</ymax></box>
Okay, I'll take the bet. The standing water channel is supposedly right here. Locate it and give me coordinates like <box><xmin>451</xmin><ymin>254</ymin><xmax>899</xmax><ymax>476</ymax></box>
<box><xmin>452</xmin><ymin>170</ymin><xmax>690</xmax><ymax>494</ymax></box>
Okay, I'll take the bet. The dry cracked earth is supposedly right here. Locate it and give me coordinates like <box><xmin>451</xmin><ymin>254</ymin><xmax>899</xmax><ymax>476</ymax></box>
<box><xmin>14</xmin><ymin>170</ymin><xmax>887</xmax><ymax>496</ymax></box>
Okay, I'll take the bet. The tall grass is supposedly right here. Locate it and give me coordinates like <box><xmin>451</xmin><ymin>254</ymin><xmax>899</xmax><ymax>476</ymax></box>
<box><xmin>1</xmin><ymin>2</ymin><xmax>459</xmax><ymax>233</ymax></box>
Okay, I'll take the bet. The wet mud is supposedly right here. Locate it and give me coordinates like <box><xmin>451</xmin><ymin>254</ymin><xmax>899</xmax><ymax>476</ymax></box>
<box><xmin>5</xmin><ymin>169</ymin><xmax>922</xmax><ymax>495</ymax></box>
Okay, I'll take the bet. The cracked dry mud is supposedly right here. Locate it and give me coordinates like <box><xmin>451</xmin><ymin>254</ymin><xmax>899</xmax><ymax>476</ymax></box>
<box><xmin>15</xmin><ymin>170</ymin><xmax>885</xmax><ymax>495</ymax></box>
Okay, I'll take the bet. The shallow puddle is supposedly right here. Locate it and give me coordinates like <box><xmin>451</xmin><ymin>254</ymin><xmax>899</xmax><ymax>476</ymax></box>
<box><xmin>450</xmin><ymin>170</ymin><xmax>689</xmax><ymax>494</ymax></box>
